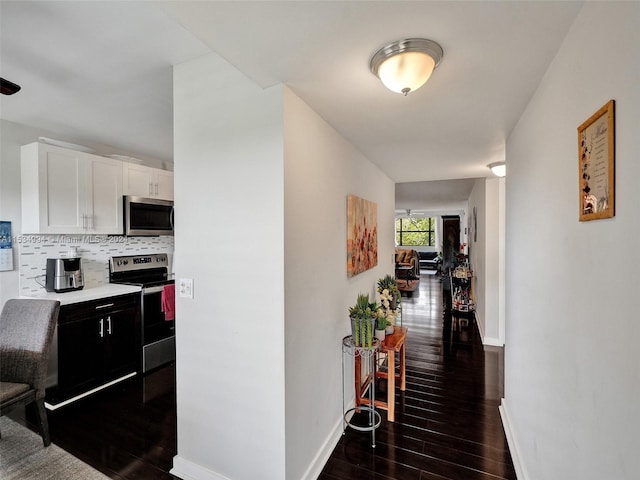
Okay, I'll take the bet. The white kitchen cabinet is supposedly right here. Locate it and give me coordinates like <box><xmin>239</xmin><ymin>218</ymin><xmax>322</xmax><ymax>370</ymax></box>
<box><xmin>123</xmin><ymin>163</ymin><xmax>173</xmax><ymax>200</ymax></box>
<box><xmin>21</xmin><ymin>142</ymin><xmax>123</xmax><ymax>235</ymax></box>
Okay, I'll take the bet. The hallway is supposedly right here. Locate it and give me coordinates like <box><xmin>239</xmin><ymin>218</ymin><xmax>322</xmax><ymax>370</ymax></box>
<box><xmin>320</xmin><ymin>273</ymin><xmax>516</xmax><ymax>479</ymax></box>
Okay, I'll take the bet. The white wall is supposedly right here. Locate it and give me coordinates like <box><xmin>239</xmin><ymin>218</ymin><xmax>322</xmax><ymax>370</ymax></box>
<box><xmin>503</xmin><ymin>3</ymin><xmax>640</xmax><ymax>479</ymax></box>
<box><xmin>468</xmin><ymin>179</ymin><xmax>487</xmax><ymax>337</ymax></box>
<box><xmin>468</xmin><ymin>177</ymin><xmax>503</xmax><ymax>346</ymax></box>
<box><xmin>0</xmin><ymin>120</ymin><xmax>32</xmax><ymax>305</ymax></box>
<box><xmin>172</xmin><ymin>53</ymin><xmax>394</xmax><ymax>480</ymax></box>
<box><xmin>283</xmin><ymin>88</ymin><xmax>395</xmax><ymax>480</ymax></box>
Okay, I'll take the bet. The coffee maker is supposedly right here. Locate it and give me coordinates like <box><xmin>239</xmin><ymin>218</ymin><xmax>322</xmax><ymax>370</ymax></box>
<box><xmin>45</xmin><ymin>258</ymin><xmax>84</xmax><ymax>293</ymax></box>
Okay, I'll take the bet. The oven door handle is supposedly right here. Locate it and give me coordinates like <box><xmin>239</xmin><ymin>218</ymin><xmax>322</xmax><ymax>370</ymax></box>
<box><xmin>143</xmin><ymin>285</ymin><xmax>167</xmax><ymax>294</ymax></box>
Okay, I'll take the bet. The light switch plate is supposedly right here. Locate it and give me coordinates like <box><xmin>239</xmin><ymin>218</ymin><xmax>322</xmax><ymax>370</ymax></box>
<box><xmin>179</xmin><ymin>278</ymin><xmax>193</xmax><ymax>298</ymax></box>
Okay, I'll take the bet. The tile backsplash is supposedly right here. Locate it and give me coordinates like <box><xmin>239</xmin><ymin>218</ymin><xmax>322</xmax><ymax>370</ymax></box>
<box><xmin>19</xmin><ymin>234</ymin><xmax>174</xmax><ymax>295</ymax></box>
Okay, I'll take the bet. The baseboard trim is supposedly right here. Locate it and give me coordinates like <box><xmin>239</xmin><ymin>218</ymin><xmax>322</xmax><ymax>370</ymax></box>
<box><xmin>45</xmin><ymin>372</ymin><xmax>137</xmax><ymax>410</ymax></box>
<box><xmin>483</xmin><ymin>336</ymin><xmax>504</xmax><ymax>347</ymax></box>
<box><xmin>474</xmin><ymin>311</ymin><xmax>504</xmax><ymax>347</ymax></box>
<box><xmin>171</xmin><ymin>414</ymin><xmax>346</xmax><ymax>480</ymax></box>
<box><xmin>171</xmin><ymin>455</ymin><xmax>231</xmax><ymax>480</ymax></box>
<box><xmin>299</xmin><ymin>415</ymin><xmax>346</xmax><ymax>480</ymax></box>
<box><xmin>499</xmin><ymin>398</ymin><xmax>528</xmax><ymax>480</ymax></box>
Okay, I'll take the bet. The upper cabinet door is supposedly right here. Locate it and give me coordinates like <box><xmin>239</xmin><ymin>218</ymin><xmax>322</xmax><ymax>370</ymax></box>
<box><xmin>123</xmin><ymin>163</ymin><xmax>174</xmax><ymax>201</ymax></box>
<box><xmin>86</xmin><ymin>156</ymin><xmax>123</xmax><ymax>234</ymax></box>
<box><xmin>154</xmin><ymin>169</ymin><xmax>174</xmax><ymax>201</ymax></box>
<box><xmin>123</xmin><ymin>163</ymin><xmax>155</xmax><ymax>198</ymax></box>
<box><xmin>22</xmin><ymin>142</ymin><xmax>85</xmax><ymax>234</ymax></box>
<box><xmin>21</xmin><ymin>142</ymin><xmax>123</xmax><ymax>235</ymax></box>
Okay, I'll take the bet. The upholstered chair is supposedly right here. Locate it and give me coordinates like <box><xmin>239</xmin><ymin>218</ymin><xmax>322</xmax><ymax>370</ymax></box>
<box><xmin>0</xmin><ymin>299</ymin><xmax>60</xmax><ymax>447</ymax></box>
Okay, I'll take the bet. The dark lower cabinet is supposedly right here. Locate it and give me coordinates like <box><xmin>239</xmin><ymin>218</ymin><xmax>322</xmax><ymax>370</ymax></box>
<box><xmin>46</xmin><ymin>293</ymin><xmax>141</xmax><ymax>406</ymax></box>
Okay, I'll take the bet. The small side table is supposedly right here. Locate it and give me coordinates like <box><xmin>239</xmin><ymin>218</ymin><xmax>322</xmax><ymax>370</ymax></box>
<box><xmin>395</xmin><ymin>265</ymin><xmax>414</xmax><ymax>288</ymax></box>
<box><xmin>353</xmin><ymin>326</ymin><xmax>408</xmax><ymax>422</ymax></box>
<box><xmin>341</xmin><ymin>335</ymin><xmax>381</xmax><ymax>448</ymax></box>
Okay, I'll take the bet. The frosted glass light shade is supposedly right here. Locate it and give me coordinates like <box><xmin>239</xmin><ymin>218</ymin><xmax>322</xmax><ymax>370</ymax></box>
<box><xmin>377</xmin><ymin>52</ymin><xmax>436</xmax><ymax>94</ymax></box>
<box><xmin>488</xmin><ymin>162</ymin><xmax>506</xmax><ymax>177</ymax></box>
<box><xmin>370</xmin><ymin>38</ymin><xmax>443</xmax><ymax>95</ymax></box>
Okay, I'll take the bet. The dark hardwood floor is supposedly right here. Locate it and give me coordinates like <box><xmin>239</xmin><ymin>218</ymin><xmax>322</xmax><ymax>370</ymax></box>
<box><xmin>12</xmin><ymin>272</ymin><xmax>514</xmax><ymax>480</ymax></box>
<box><xmin>12</xmin><ymin>363</ymin><xmax>178</xmax><ymax>480</ymax></box>
<box><xmin>319</xmin><ymin>273</ymin><xmax>516</xmax><ymax>480</ymax></box>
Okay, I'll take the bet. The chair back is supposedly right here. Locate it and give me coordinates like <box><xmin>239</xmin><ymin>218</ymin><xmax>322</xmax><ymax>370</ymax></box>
<box><xmin>0</xmin><ymin>299</ymin><xmax>60</xmax><ymax>397</ymax></box>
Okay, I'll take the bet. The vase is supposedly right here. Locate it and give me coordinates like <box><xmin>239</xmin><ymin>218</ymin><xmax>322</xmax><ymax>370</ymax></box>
<box><xmin>389</xmin><ymin>296</ymin><xmax>397</xmax><ymax>312</ymax></box>
<box><xmin>375</xmin><ymin>329</ymin><xmax>386</xmax><ymax>342</ymax></box>
<box><xmin>350</xmin><ymin>316</ymin><xmax>376</xmax><ymax>348</ymax></box>
<box><xmin>385</xmin><ymin>324</ymin><xmax>395</xmax><ymax>335</ymax></box>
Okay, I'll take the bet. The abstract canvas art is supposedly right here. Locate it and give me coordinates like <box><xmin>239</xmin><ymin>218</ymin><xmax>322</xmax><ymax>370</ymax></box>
<box><xmin>347</xmin><ymin>195</ymin><xmax>378</xmax><ymax>277</ymax></box>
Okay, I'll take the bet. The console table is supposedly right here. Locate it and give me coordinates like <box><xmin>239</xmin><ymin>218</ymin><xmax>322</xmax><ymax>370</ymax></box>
<box><xmin>354</xmin><ymin>325</ymin><xmax>408</xmax><ymax>422</ymax></box>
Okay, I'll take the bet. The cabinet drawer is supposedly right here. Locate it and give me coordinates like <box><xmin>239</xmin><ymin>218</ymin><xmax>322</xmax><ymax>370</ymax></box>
<box><xmin>59</xmin><ymin>293</ymin><xmax>139</xmax><ymax>323</ymax></box>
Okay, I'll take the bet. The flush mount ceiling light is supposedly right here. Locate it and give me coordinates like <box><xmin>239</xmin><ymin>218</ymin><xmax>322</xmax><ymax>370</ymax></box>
<box><xmin>488</xmin><ymin>162</ymin><xmax>506</xmax><ymax>177</ymax></box>
<box><xmin>370</xmin><ymin>38</ymin><xmax>443</xmax><ymax>96</ymax></box>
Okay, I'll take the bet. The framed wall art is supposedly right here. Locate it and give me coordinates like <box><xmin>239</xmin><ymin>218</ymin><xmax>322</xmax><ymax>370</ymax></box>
<box><xmin>578</xmin><ymin>99</ymin><xmax>615</xmax><ymax>221</ymax></box>
<box><xmin>346</xmin><ymin>195</ymin><xmax>378</xmax><ymax>277</ymax></box>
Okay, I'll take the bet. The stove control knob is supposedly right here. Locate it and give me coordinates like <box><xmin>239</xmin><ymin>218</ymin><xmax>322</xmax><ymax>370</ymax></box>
<box><xmin>123</xmin><ymin>260</ymin><xmax>128</xmax><ymax>265</ymax></box>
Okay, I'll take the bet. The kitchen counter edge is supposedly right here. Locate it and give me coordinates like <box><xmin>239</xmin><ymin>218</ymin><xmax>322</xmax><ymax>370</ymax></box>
<box><xmin>21</xmin><ymin>284</ymin><xmax>142</xmax><ymax>305</ymax></box>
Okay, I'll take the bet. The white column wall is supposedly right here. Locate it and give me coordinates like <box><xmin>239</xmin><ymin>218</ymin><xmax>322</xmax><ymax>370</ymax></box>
<box><xmin>283</xmin><ymin>88</ymin><xmax>395</xmax><ymax>479</ymax></box>
<box><xmin>503</xmin><ymin>3</ymin><xmax>640</xmax><ymax>479</ymax></box>
<box><xmin>172</xmin><ymin>53</ymin><xmax>286</xmax><ymax>480</ymax></box>
<box><xmin>484</xmin><ymin>177</ymin><xmax>502</xmax><ymax>345</ymax></box>
<box><xmin>172</xmin><ymin>54</ymin><xmax>395</xmax><ymax>480</ymax></box>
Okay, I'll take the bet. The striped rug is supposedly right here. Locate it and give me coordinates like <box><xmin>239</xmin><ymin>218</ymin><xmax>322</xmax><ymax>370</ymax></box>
<box><xmin>0</xmin><ymin>416</ymin><xmax>109</xmax><ymax>480</ymax></box>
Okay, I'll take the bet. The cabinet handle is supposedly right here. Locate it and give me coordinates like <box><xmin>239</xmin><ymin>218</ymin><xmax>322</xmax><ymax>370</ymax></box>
<box><xmin>81</xmin><ymin>214</ymin><xmax>86</xmax><ymax>230</ymax></box>
<box><xmin>149</xmin><ymin>182</ymin><xmax>153</xmax><ymax>196</ymax></box>
<box><xmin>155</xmin><ymin>183</ymin><xmax>158</xmax><ymax>195</ymax></box>
<box><xmin>107</xmin><ymin>316</ymin><xmax>112</xmax><ymax>335</ymax></box>
<box><xmin>99</xmin><ymin>318</ymin><xmax>104</xmax><ymax>338</ymax></box>
<box><xmin>95</xmin><ymin>303</ymin><xmax>115</xmax><ymax>310</ymax></box>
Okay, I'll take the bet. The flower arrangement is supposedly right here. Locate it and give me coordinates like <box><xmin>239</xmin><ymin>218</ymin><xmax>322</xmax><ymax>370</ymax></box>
<box><xmin>377</xmin><ymin>275</ymin><xmax>401</xmax><ymax>328</ymax></box>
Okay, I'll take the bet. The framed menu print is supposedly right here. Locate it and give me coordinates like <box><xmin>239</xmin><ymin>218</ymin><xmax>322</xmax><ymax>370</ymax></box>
<box><xmin>578</xmin><ymin>100</ymin><xmax>615</xmax><ymax>221</ymax></box>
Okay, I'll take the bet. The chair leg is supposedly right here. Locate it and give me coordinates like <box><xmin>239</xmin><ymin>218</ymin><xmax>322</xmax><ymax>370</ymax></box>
<box><xmin>35</xmin><ymin>399</ymin><xmax>51</xmax><ymax>447</ymax></box>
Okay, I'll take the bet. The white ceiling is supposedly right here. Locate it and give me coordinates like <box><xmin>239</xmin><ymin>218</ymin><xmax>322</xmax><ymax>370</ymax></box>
<box><xmin>0</xmin><ymin>1</ymin><xmax>583</xmax><ymax>207</ymax></box>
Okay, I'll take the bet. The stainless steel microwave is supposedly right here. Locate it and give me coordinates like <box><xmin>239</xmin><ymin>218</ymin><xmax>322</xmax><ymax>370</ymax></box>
<box><xmin>124</xmin><ymin>196</ymin><xmax>174</xmax><ymax>236</ymax></box>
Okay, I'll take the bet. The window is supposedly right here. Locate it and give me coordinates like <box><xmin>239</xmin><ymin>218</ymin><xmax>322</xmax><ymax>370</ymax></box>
<box><xmin>395</xmin><ymin>217</ymin><xmax>436</xmax><ymax>246</ymax></box>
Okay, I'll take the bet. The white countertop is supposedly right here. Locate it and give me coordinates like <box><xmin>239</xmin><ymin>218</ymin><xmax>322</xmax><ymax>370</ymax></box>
<box><xmin>21</xmin><ymin>284</ymin><xmax>142</xmax><ymax>305</ymax></box>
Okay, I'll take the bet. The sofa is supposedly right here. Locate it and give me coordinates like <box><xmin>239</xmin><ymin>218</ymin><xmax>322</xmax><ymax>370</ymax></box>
<box><xmin>395</xmin><ymin>249</ymin><xmax>420</xmax><ymax>291</ymax></box>
<box><xmin>418</xmin><ymin>251</ymin><xmax>441</xmax><ymax>271</ymax></box>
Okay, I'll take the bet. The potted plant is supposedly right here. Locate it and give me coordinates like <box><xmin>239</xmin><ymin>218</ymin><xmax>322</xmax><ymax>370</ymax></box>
<box><xmin>374</xmin><ymin>311</ymin><xmax>388</xmax><ymax>342</ymax></box>
<box><xmin>377</xmin><ymin>274</ymin><xmax>401</xmax><ymax>334</ymax></box>
<box><xmin>348</xmin><ymin>293</ymin><xmax>379</xmax><ymax>348</ymax></box>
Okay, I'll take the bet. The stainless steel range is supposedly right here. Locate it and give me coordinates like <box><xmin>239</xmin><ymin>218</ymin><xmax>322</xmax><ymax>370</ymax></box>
<box><xmin>109</xmin><ymin>253</ymin><xmax>175</xmax><ymax>372</ymax></box>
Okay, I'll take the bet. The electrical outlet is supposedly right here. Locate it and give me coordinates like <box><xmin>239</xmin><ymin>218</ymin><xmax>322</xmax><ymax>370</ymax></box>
<box><xmin>179</xmin><ymin>278</ymin><xmax>193</xmax><ymax>298</ymax></box>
